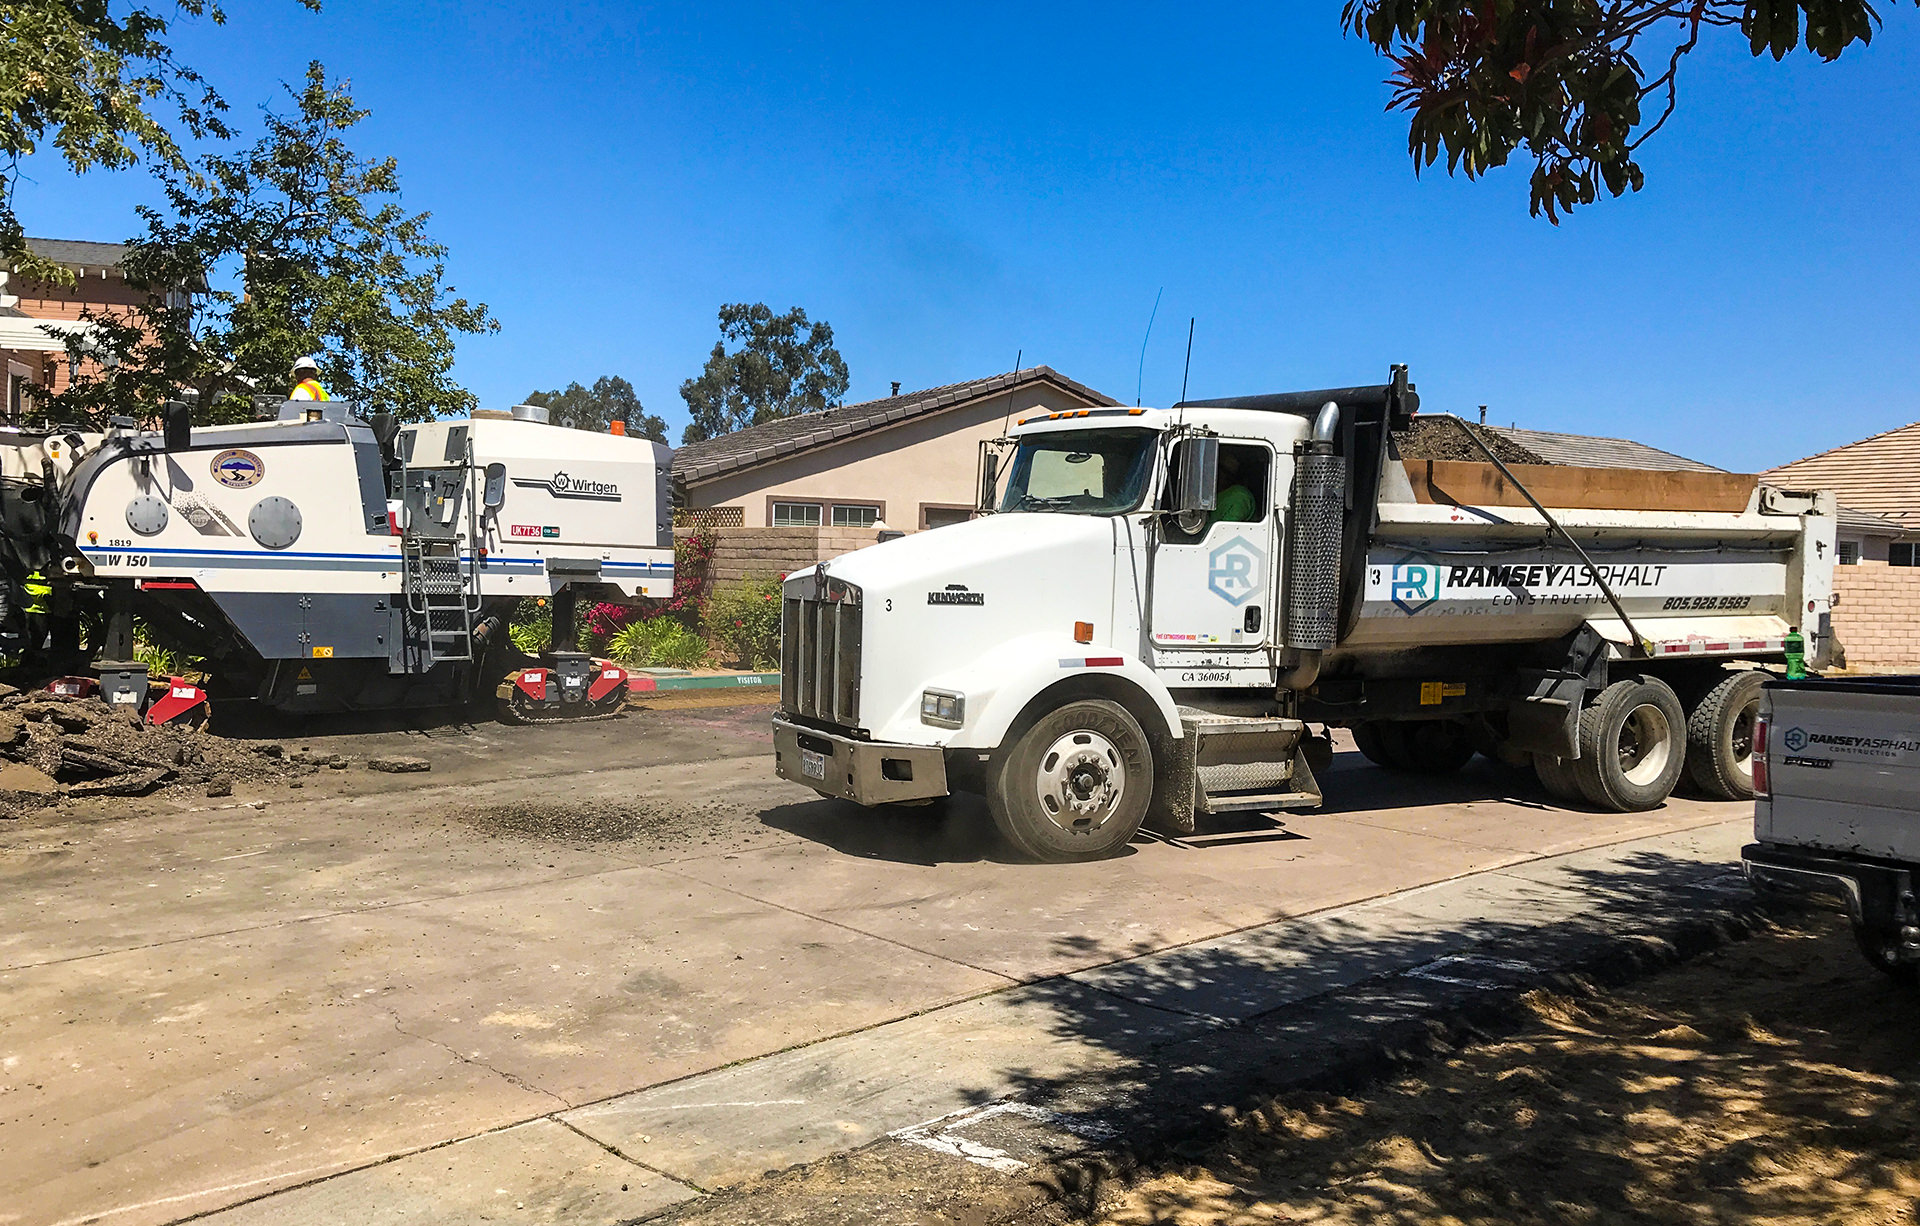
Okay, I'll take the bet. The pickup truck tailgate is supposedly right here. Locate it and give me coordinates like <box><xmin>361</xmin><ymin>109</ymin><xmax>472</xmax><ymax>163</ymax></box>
<box><xmin>1759</xmin><ymin>676</ymin><xmax>1920</xmax><ymax>861</ymax></box>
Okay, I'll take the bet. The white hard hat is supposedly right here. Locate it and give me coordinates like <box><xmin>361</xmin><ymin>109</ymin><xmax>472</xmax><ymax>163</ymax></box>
<box><xmin>292</xmin><ymin>355</ymin><xmax>320</xmax><ymax>375</ymax></box>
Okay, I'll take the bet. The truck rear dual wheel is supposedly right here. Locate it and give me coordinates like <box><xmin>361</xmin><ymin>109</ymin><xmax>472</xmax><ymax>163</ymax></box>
<box><xmin>1684</xmin><ymin>670</ymin><xmax>1767</xmax><ymax>801</ymax></box>
<box><xmin>989</xmin><ymin>699</ymin><xmax>1153</xmax><ymax>862</ymax></box>
<box><xmin>1573</xmin><ymin>676</ymin><xmax>1688</xmax><ymax>812</ymax></box>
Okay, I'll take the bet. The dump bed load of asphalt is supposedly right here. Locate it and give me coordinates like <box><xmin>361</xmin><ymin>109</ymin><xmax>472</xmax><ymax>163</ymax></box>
<box><xmin>1394</xmin><ymin>418</ymin><xmax>1547</xmax><ymax>466</ymax></box>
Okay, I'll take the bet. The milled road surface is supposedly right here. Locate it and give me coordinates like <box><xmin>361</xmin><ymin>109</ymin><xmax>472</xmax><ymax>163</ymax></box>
<box><xmin>0</xmin><ymin>698</ymin><xmax>1748</xmax><ymax>1226</ymax></box>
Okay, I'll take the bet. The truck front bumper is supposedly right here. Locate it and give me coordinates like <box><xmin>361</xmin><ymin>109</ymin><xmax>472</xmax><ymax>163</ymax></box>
<box><xmin>772</xmin><ymin>716</ymin><xmax>949</xmax><ymax>806</ymax></box>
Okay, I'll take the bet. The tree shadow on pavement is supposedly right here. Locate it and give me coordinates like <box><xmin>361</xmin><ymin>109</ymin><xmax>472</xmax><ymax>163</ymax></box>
<box><xmin>925</xmin><ymin>849</ymin><xmax>1918</xmax><ymax>1222</ymax></box>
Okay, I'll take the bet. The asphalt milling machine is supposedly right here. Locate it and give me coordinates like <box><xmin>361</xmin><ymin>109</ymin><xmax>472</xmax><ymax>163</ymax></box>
<box><xmin>0</xmin><ymin>399</ymin><xmax>674</xmax><ymax>725</ymax></box>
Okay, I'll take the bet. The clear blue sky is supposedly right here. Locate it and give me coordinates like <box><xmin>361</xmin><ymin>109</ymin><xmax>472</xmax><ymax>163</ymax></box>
<box><xmin>14</xmin><ymin>2</ymin><xmax>1917</xmax><ymax>471</ymax></box>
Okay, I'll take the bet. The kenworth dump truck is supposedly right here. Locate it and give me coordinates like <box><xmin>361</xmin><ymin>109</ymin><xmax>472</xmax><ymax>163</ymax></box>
<box><xmin>772</xmin><ymin>367</ymin><xmax>1836</xmax><ymax>862</ymax></box>
<box><xmin>0</xmin><ymin>400</ymin><xmax>673</xmax><ymax>720</ymax></box>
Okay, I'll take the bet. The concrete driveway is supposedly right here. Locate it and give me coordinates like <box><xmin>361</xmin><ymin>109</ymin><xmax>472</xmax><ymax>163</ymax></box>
<box><xmin>0</xmin><ymin>701</ymin><xmax>1746</xmax><ymax>1226</ymax></box>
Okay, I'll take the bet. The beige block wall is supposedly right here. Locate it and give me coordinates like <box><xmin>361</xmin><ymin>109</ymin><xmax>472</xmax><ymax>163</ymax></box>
<box><xmin>675</xmin><ymin>526</ymin><xmax>881</xmax><ymax>588</ymax></box>
<box><xmin>685</xmin><ymin>383</ymin><xmax>1104</xmax><ymax>529</ymax></box>
<box><xmin>1832</xmin><ymin>563</ymin><xmax>1920</xmax><ymax>672</ymax></box>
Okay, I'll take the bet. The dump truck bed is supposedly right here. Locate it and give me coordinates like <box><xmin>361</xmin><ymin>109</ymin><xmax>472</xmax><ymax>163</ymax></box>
<box><xmin>1341</xmin><ymin>459</ymin><xmax>1832</xmax><ymax>659</ymax></box>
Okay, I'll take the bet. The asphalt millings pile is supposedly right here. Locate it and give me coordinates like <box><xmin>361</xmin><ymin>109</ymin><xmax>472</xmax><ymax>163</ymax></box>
<box><xmin>0</xmin><ymin>690</ymin><xmax>297</xmax><ymax>815</ymax></box>
<box><xmin>1394</xmin><ymin>417</ymin><xmax>1548</xmax><ymax>466</ymax></box>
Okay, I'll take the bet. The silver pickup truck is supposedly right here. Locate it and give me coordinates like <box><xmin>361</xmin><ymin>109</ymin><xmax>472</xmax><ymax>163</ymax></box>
<box><xmin>1743</xmin><ymin>676</ymin><xmax>1920</xmax><ymax>984</ymax></box>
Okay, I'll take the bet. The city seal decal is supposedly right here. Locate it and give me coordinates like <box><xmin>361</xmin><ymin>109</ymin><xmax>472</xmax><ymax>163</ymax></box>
<box><xmin>928</xmin><ymin>584</ymin><xmax>984</xmax><ymax>606</ymax></box>
<box><xmin>511</xmin><ymin>472</ymin><xmax>621</xmax><ymax>502</ymax></box>
<box><xmin>211</xmin><ymin>449</ymin><xmax>264</xmax><ymax>489</ymax></box>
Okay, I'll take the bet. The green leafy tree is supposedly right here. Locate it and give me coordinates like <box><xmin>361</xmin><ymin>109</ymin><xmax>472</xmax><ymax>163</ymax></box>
<box><xmin>0</xmin><ymin>1</ymin><xmax>315</xmax><ymax>284</ymax></box>
<box><xmin>679</xmin><ymin>303</ymin><xmax>849</xmax><ymax>444</ymax></box>
<box><xmin>1344</xmin><ymin>1</ymin><xmax>1910</xmax><ymax>221</ymax></box>
<box><xmin>45</xmin><ymin>63</ymin><xmax>494</xmax><ymax>426</ymax></box>
<box><xmin>524</xmin><ymin>375</ymin><xmax>666</xmax><ymax>440</ymax></box>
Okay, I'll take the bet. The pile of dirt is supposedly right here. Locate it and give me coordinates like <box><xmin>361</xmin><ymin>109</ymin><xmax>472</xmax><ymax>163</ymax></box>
<box><xmin>1395</xmin><ymin>416</ymin><xmax>1548</xmax><ymax>466</ymax></box>
<box><xmin>1092</xmin><ymin>912</ymin><xmax>1920</xmax><ymax>1226</ymax></box>
<box><xmin>0</xmin><ymin>689</ymin><xmax>314</xmax><ymax>814</ymax></box>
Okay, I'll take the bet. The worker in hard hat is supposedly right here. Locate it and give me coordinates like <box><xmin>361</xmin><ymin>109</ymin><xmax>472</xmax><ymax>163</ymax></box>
<box><xmin>289</xmin><ymin>356</ymin><xmax>331</xmax><ymax>402</ymax></box>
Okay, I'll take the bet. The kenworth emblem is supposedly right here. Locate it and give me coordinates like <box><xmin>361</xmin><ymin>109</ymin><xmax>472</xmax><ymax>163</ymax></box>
<box><xmin>928</xmin><ymin>584</ymin><xmax>984</xmax><ymax>606</ymax></box>
<box><xmin>1390</xmin><ymin>553</ymin><xmax>1442</xmax><ymax>615</ymax></box>
<box><xmin>210</xmin><ymin>449</ymin><xmax>264</xmax><ymax>489</ymax></box>
<box><xmin>1207</xmin><ymin>536</ymin><xmax>1264</xmax><ymax>607</ymax></box>
<box><xmin>511</xmin><ymin>472</ymin><xmax>621</xmax><ymax>502</ymax></box>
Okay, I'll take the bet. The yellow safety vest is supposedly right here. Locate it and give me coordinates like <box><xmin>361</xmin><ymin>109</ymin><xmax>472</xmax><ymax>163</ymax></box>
<box><xmin>291</xmin><ymin>379</ymin><xmax>331</xmax><ymax>401</ymax></box>
<box><xmin>22</xmin><ymin>572</ymin><xmax>50</xmax><ymax>616</ymax></box>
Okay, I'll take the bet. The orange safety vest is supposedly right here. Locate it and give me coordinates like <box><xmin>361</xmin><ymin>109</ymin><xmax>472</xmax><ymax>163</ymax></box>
<box><xmin>291</xmin><ymin>378</ymin><xmax>331</xmax><ymax>401</ymax></box>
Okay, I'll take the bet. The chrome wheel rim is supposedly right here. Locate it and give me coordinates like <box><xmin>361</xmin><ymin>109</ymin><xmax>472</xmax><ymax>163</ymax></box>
<box><xmin>1617</xmin><ymin>703</ymin><xmax>1673</xmax><ymax>787</ymax></box>
<box><xmin>1034</xmin><ymin>729</ymin><xmax>1125</xmax><ymax>833</ymax></box>
<box><xmin>1729</xmin><ymin>699</ymin><xmax>1758</xmax><ymax>778</ymax></box>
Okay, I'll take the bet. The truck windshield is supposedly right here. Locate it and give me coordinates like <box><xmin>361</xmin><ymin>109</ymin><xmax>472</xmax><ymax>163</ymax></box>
<box><xmin>998</xmin><ymin>429</ymin><xmax>1157</xmax><ymax>516</ymax></box>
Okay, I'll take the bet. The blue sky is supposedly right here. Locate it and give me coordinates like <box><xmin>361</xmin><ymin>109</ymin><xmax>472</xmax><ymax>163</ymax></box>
<box><xmin>14</xmin><ymin>2</ymin><xmax>1917</xmax><ymax>471</ymax></box>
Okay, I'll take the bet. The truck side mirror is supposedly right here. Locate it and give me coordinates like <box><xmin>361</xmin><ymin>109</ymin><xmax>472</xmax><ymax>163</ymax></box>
<box><xmin>162</xmin><ymin>400</ymin><xmax>192</xmax><ymax>452</ymax></box>
<box><xmin>1174</xmin><ymin>436</ymin><xmax>1219</xmax><ymax>514</ymax></box>
<box><xmin>977</xmin><ymin>446</ymin><xmax>1000</xmax><ymax>512</ymax></box>
<box><xmin>482</xmin><ymin>462</ymin><xmax>507</xmax><ymax>511</ymax></box>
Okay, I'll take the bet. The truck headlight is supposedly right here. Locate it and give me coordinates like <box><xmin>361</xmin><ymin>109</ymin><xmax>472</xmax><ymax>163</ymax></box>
<box><xmin>920</xmin><ymin>689</ymin><xmax>965</xmax><ymax>728</ymax></box>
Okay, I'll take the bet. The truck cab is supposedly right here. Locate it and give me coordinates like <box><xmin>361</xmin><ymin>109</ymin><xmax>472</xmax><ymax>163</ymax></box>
<box><xmin>773</xmin><ymin>368</ymin><xmax>1836</xmax><ymax>862</ymax></box>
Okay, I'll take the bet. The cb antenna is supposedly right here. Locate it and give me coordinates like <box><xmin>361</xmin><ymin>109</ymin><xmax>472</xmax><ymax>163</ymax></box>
<box><xmin>999</xmin><ymin>349</ymin><xmax>1022</xmax><ymax>435</ymax></box>
<box><xmin>1134</xmin><ymin>288</ymin><xmax>1162</xmax><ymax>407</ymax></box>
<box><xmin>1179</xmin><ymin>318</ymin><xmax>1195</xmax><ymax>405</ymax></box>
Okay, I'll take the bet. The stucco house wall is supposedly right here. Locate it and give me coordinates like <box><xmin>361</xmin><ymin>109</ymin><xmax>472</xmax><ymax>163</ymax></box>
<box><xmin>687</xmin><ymin>382</ymin><xmax>1099</xmax><ymax>530</ymax></box>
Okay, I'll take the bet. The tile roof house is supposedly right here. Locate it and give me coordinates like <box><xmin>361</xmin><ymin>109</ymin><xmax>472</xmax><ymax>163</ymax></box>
<box><xmin>1764</xmin><ymin>422</ymin><xmax>1920</xmax><ymax>565</ymax></box>
<box><xmin>1484</xmin><ymin>423</ymin><xmax>1905</xmax><ymax>564</ymax></box>
<box><xmin>1486</xmin><ymin>426</ymin><xmax>1722</xmax><ymax>473</ymax></box>
<box><xmin>673</xmin><ymin>366</ymin><xmax>1119</xmax><ymax>531</ymax></box>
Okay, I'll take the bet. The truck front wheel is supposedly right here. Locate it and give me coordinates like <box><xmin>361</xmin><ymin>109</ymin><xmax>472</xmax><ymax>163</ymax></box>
<box><xmin>989</xmin><ymin>699</ymin><xmax>1153</xmax><ymax>862</ymax></box>
<box><xmin>1573</xmin><ymin>677</ymin><xmax>1687</xmax><ymax>811</ymax></box>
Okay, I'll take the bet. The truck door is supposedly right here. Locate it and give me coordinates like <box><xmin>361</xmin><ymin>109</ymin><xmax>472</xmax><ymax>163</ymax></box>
<box><xmin>1149</xmin><ymin>439</ymin><xmax>1277</xmax><ymax>662</ymax></box>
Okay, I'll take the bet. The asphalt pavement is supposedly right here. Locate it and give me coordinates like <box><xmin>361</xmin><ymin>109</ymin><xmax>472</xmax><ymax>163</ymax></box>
<box><xmin>0</xmin><ymin>702</ymin><xmax>1753</xmax><ymax>1226</ymax></box>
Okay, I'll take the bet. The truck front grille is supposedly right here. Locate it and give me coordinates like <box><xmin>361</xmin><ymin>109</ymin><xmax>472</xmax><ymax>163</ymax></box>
<box><xmin>781</xmin><ymin>578</ymin><xmax>862</xmax><ymax>727</ymax></box>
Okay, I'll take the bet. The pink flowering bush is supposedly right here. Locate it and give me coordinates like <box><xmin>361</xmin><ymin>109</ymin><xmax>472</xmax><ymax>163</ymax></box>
<box><xmin>706</xmin><ymin>575</ymin><xmax>784</xmax><ymax>670</ymax></box>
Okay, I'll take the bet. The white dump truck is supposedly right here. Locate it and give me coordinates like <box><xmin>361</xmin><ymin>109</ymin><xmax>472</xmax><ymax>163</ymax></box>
<box><xmin>0</xmin><ymin>400</ymin><xmax>673</xmax><ymax>719</ymax></box>
<box><xmin>772</xmin><ymin>367</ymin><xmax>1836</xmax><ymax>861</ymax></box>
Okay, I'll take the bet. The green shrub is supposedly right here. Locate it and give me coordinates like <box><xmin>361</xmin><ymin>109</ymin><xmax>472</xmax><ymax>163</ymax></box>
<box><xmin>606</xmin><ymin>617</ymin><xmax>709</xmax><ymax>669</ymax></box>
<box><xmin>508</xmin><ymin>606</ymin><xmax>551</xmax><ymax>654</ymax></box>
<box><xmin>707</xmin><ymin>575</ymin><xmax>783</xmax><ymax>670</ymax></box>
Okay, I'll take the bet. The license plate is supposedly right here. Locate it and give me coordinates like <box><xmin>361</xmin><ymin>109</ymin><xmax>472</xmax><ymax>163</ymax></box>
<box><xmin>800</xmin><ymin>748</ymin><xmax>827</xmax><ymax>781</ymax></box>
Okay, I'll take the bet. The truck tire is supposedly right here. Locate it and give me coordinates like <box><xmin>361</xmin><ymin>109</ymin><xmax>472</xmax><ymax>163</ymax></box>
<box><xmin>1684</xmin><ymin>670</ymin><xmax>1767</xmax><ymax>801</ymax></box>
<box><xmin>1572</xmin><ymin>677</ymin><xmax>1687</xmax><ymax>812</ymax></box>
<box><xmin>1533</xmin><ymin>752</ymin><xmax>1585</xmax><ymax>804</ymax></box>
<box><xmin>988</xmin><ymin>699</ymin><xmax>1153</xmax><ymax>862</ymax></box>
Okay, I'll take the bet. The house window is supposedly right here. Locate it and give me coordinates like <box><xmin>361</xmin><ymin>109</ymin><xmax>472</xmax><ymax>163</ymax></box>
<box><xmin>831</xmin><ymin>504</ymin><xmax>878</xmax><ymax>528</ymax></box>
<box><xmin>1892</xmin><ymin>543</ymin><xmax>1919</xmax><ymax>568</ymax></box>
<box><xmin>1838</xmin><ymin>540</ymin><xmax>1861</xmax><ymax>566</ymax></box>
<box><xmin>771</xmin><ymin>502</ymin><xmax>822</xmax><ymax>527</ymax></box>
